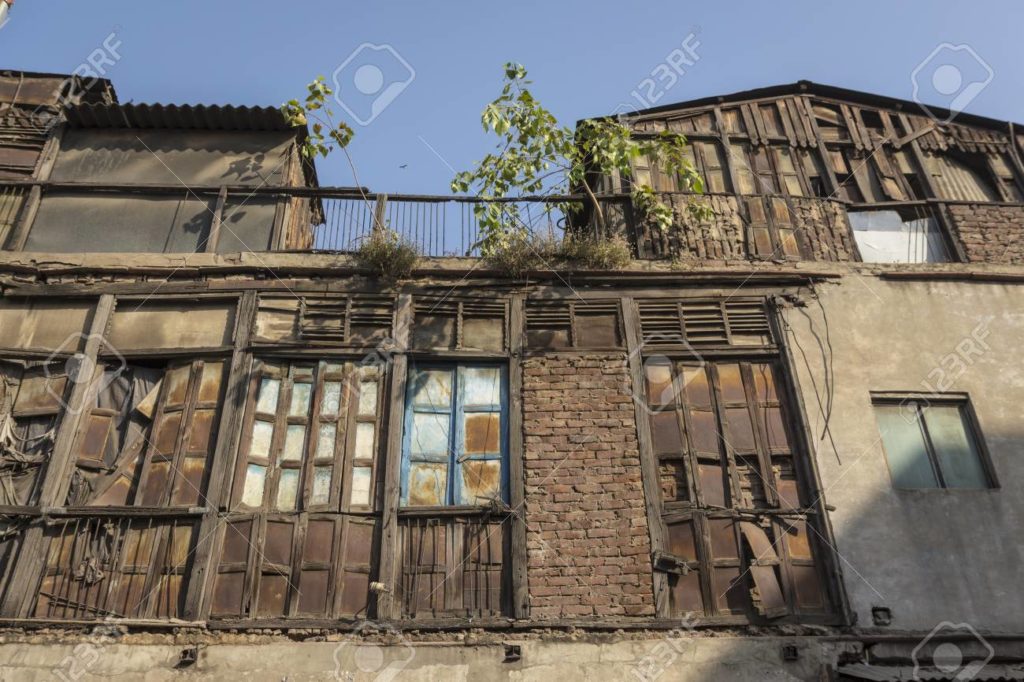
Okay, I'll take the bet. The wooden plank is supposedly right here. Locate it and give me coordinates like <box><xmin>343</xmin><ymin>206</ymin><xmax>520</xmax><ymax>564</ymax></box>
<box><xmin>507</xmin><ymin>293</ymin><xmax>528</xmax><ymax>618</ymax></box>
<box><xmin>375</xmin><ymin>293</ymin><xmax>412</xmax><ymax>619</ymax></box>
<box><xmin>801</xmin><ymin>97</ymin><xmax>841</xmax><ymax>197</ymax></box>
<box><xmin>185</xmin><ymin>291</ymin><xmax>256</xmax><ymax>619</ymax></box>
<box><xmin>620</xmin><ymin>295</ymin><xmax>670</xmax><ymax>618</ymax></box>
<box><xmin>205</xmin><ymin>186</ymin><xmax>228</xmax><ymax>253</ymax></box>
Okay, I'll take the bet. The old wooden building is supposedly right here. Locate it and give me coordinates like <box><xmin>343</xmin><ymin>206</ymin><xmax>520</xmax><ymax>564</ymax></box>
<box><xmin>0</xmin><ymin>71</ymin><xmax>1021</xmax><ymax>680</ymax></box>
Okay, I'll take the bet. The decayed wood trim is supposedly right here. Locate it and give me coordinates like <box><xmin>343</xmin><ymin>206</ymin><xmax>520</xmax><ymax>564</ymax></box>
<box><xmin>801</xmin><ymin>95</ymin><xmax>841</xmax><ymax>196</ymax></box>
<box><xmin>375</xmin><ymin>293</ymin><xmax>412</xmax><ymax>619</ymax></box>
<box><xmin>620</xmin><ymin>295</ymin><xmax>671</xmax><ymax>618</ymax></box>
<box><xmin>187</xmin><ymin>290</ymin><xmax>257</xmax><ymax>620</ymax></box>
<box><xmin>768</xmin><ymin>295</ymin><xmax>853</xmax><ymax>626</ymax></box>
<box><xmin>4</xmin><ymin>126</ymin><xmax>64</xmax><ymax>252</ymax></box>
<box><xmin>0</xmin><ymin>294</ymin><xmax>115</xmax><ymax>617</ymax></box>
<box><xmin>507</xmin><ymin>293</ymin><xmax>528</xmax><ymax>618</ymax></box>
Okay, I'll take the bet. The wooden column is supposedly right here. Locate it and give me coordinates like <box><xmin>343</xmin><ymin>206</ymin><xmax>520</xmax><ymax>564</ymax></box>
<box><xmin>508</xmin><ymin>293</ymin><xmax>528</xmax><ymax>618</ymax></box>
<box><xmin>375</xmin><ymin>292</ymin><xmax>411</xmax><ymax>619</ymax></box>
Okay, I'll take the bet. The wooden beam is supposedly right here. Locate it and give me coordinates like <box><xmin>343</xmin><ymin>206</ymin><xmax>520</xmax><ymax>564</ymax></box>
<box><xmin>620</xmin><ymin>295</ymin><xmax>671</xmax><ymax>617</ymax></box>
<box><xmin>375</xmin><ymin>292</ymin><xmax>411</xmax><ymax>619</ymax></box>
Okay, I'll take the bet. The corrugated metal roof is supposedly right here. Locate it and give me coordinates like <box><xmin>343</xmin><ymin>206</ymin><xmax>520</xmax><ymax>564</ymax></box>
<box><xmin>65</xmin><ymin>102</ymin><xmax>296</xmax><ymax>132</ymax></box>
<box><xmin>838</xmin><ymin>663</ymin><xmax>1024</xmax><ymax>681</ymax></box>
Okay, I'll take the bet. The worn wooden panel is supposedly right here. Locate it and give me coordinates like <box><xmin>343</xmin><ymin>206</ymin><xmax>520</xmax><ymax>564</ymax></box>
<box><xmin>0</xmin><ymin>299</ymin><xmax>93</xmax><ymax>351</ymax></box>
<box><xmin>107</xmin><ymin>302</ymin><xmax>234</xmax><ymax>350</ymax></box>
<box><xmin>31</xmin><ymin>517</ymin><xmax>196</xmax><ymax>621</ymax></box>
<box><xmin>398</xmin><ymin>515</ymin><xmax>508</xmax><ymax>619</ymax></box>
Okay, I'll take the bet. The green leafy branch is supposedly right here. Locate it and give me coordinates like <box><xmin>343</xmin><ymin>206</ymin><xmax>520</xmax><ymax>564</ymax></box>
<box><xmin>281</xmin><ymin>76</ymin><xmax>354</xmax><ymax>160</ymax></box>
<box><xmin>452</xmin><ymin>63</ymin><xmax>712</xmax><ymax>255</ymax></box>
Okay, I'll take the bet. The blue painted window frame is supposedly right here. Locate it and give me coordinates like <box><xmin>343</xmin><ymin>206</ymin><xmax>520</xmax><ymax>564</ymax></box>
<box><xmin>400</xmin><ymin>362</ymin><xmax>509</xmax><ymax>507</ymax></box>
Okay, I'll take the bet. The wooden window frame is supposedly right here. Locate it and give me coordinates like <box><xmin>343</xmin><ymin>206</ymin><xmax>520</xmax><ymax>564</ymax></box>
<box><xmin>400</xmin><ymin>362</ymin><xmax>509</xmax><ymax>509</ymax></box>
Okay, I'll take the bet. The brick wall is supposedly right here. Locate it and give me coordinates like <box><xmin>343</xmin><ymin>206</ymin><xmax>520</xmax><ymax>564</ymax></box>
<box><xmin>948</xmin><ymin>203</ymin><xmax>1024</xmax><ymax>265</ymax></box>
<box><xmin>521</xmin><ymin>354</ymin><xmax>655</xmax><ymax>619</ymax></box>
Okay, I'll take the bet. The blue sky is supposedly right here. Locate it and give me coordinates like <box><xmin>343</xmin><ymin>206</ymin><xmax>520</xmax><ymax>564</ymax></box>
<box><xmin>2</xmin><ymin>0</ymin><xmax>1022</xmax><ymax>193</ymax></box>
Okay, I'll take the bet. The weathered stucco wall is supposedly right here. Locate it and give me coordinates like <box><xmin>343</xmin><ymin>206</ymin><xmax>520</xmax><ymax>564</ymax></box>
<box><xmin>784</xmin><ymin>276</ymin><xmax>1024</xmax><ymax>632</ymax></box>
<box><xmin>0</xmin><ymin>635</ymin><xmax>835</xmax><ymax>681</ymax></box>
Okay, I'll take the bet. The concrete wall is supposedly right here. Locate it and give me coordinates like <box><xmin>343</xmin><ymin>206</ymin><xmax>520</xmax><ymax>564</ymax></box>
<box><xmin>784</xmin><ymin>275</ymin><xmax>1024</xmax><ymax>632</ymax></box>
<box><xmin>0</xmin><ymin>635</ymin><xmax>833</xmax><ymax>681</ymax></box>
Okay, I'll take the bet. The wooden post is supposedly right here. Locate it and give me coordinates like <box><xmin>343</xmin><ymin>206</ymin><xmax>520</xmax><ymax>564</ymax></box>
<box><xmin>205</xmin><ymin>186</ymin><xmax>228</xmax><ymax>253</ymax></box>
<box><xmin>373</xmin><ymin>193</ymin><xmax>389</xmax><ymax>233</ymax></box>
<box><xmin>508</xmin><ymin>293</ymin><xmax>528</xmax><ymax>618</ymax></box>
<box><xmin>375</xmin><ymin>292</ymin><xmax>411</xmax><ymax>619</ymax></box>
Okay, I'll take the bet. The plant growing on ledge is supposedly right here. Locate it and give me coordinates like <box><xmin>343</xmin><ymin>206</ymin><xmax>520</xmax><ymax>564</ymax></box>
<box><xmin>451</xmin><ymin>63</ymin><xmax>712</xmax><ymax>257</ymax></box>
<box><xmin>354</xmin><ymin>228</ymin><xmax>419</xmax><ymax>280</ymax></box>
<box><xmin>282</xmin><ymin>77</ymin><xmax>420</xmax><ymax>276</ymax></box>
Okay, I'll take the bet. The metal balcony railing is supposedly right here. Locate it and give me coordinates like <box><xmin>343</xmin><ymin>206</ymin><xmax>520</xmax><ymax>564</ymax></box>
<box><xmin>0</xmin><ymin>181</ymin><xmax>631</xmax><ymax>257</ymax></box>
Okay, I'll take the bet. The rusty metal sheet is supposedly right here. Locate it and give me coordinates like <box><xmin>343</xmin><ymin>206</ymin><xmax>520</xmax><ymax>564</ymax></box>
<box><xmin>463</xmin><ymin>413</ymin><xmax>500</xmax><ymax>453</ymax></box>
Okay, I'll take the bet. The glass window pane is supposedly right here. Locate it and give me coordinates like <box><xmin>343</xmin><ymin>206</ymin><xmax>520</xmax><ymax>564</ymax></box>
<box><xmin>242</xmin><ymin>464</ymin><xmax>266</xmax><ymax>506</ymax></box>
<box><xmin>876</xmin><ymin>405</ymin><xmax>938</xmax><ymax>488</ymax></box>
<box><xmin>316</xmin><ymin>423</ymin><xmax>337</xmax><ymax>460</ymax></box>
<box><xmin>350</xmin><ymin>466</ymin><xmax>372</xmax><ymax>506</ymax></box>
<box><xmin>311</xmin><ymin>466</ymin><xmax>332</xmax><ymax>505</ymax></box>
<box><xmin>923</xmin><ymin>405</ymin><xmax>989</xmax><ymax>488</ymax></box>
<box><xmin>463</xmin><ymin>367</ymin><xmax>501</xmax><ymax>406</ymax></box>
<box><xmin>282</xmin><ymin>425</ymin><xmax>306</xmax><ymax>461</ymax></box>
<box><xmin>354</xmin><ymin>422</ymin><xmax>376</xmax><ymax>460</ymax></box>
<box><xmin>250</xmin><ymin>421</ymin><xmax>274</xmax><ymax>458</ymax></box>
<box><xmin>407</xmin><ymin>462</ymin><xmax>447</xmax><ymax>506</ymax></box>
<box><xmin>410</xmin><ymin>370</ymin><xmax>452</xmax><ymax>408</ymax></box>
<box><xmin>459</xmin><ymin>460</ymin><xmax>501</xmax><ymax>504</ymax></box>
<box><xmin>358</xmin><ymin>381</ymin><xmax>378</xmax><ymax>416</ymax></box>
<box><xmin>320</xmin><ymin>382</ymin><xmax>342</xmax><ymax>416</ymax></box>
<box><xmin>410</xmin><ymin>413</ymin><xmax>448</xmax><ymax>456</ymax></box>
<box><xmin>256</xmin><ymin>377</ymin><xmax>280</xmax><ymax>414</ymax></box>
<box><xmin>276</xmin><ymin>469</ymin><xmax>299</xmax><ymax>510</ymax></box>
<box><xmin>289</xmin><ymin>382</ymin><xmax>312</xmax><ymax>416</ymax></box>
